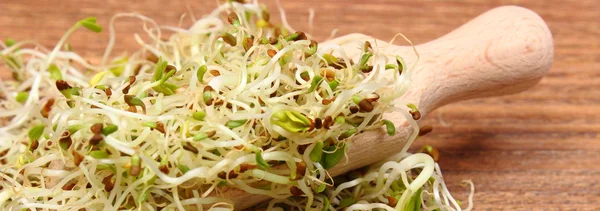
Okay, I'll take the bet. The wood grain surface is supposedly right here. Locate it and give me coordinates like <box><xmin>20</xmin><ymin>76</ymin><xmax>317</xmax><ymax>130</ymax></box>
<box><xmin>1</xmin><ymin>0</ymin><xmax>598</xmax><ymax>210</ymax></box>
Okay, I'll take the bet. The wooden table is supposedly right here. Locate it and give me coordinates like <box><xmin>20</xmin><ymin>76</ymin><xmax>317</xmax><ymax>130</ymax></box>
<box><xmin>1</xmin><ymin>0</ymin><xmax>598</xmax><ymax>210</ymax></box>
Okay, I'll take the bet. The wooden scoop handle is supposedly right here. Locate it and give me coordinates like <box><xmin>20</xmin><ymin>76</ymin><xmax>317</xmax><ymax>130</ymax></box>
<box><xmin>226</xmin><ymin>5</ymin><xmax>553</xmax><ymax>209</ymax></box>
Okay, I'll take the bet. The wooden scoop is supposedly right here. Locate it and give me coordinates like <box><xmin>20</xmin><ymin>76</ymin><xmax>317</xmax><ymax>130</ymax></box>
<box><xmin>222</xmin><ymin>5</ymin><xmax>554</xmax><ymax>210</ymax></box>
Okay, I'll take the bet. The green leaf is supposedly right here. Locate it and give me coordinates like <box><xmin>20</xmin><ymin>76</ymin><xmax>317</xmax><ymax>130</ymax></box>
<box><xmin>309</xmin><ymin>141</ymin><xmax>324</xmax><ymax>162</ymax></box>
<box><xmin>323</xmin><ymin>54</ymin><xmax>337</xmax><ymax>65</ymax></box>
<box><xmin>334</xmin><ymin>116</ymin><xmax>345</xmax><ymax>125</ymax></box>
<box><xmin>338</xmin><ymin>128</ymin><xmax>357</xmax><ymax>140</ymax></box>
<box><xmin>385</xmin><ymin>64</ymin><xmax>398</xmax><ymax>70</ymax></box>
<box><xmin>226</xmin><ymin>119</ymin><xmax>247</xmax><ymax>129</ymax></box>
<box><xmin>48</xmin><ymin>64</ymin><xmax>63</xmax><ymax>80</ymax></box>
<box><xmin>102</xmin><ymin>123</ymin><xmax>118</xmax><ymax>135</ymax></box>
<box><xmin>124</xmin><ymin>95</ymin><xmax>144</xmax><ymax>106</ymax></box>
<box><xmin>359</xmin><ymin>52</ymin><xmax>373</xmax><ymax>68</ymax></box>
<box><xmin>28</xmin><ymin>125</ymin><xmax>46</xmax><ymax>141</ymax></box>
<box><xmin>407</xmin><ymin>103</ymin><xmax>418</xmax><ymax>112</ymax></box>
<box><xmin>78</xmin><ymin>17</ymin><xmax>102</xmax><ymax>33</ymax></box>
<box><xmin>193</xmin><ymin>132</ymin><xmax>208</xmax><ymax>141</ymax></box>
<box><xmin>97</xmin><ymin>164</ymin><xmax>116</xmax><ymax>172</ymax></box>
<box><xmin>307</xmin><ymin>75</ymin><xmax>323</xmax><ymax>93</ymax></box>
<box><xmin>109</xmin><ymin>57</ymin><xmax>128</xmax><ymax>76</ymax></box>
<box><xmin>152</xmin><ymin>57</ymin><xmax>168</xmax><ymax>81</ymax></box>
<box><xmin>339</xmin><ymin>197</ymin><xmax>355</xmax><ymax>208</ymax></box>
<box><xmin>390</xmin><ymin>180</ymin><xmax>403</xmax><ymax>192</ymax></box>
<box><xmin>67</xmin><ymin>124</ymin><xmax>84</xmax><ymax>134</ymax></box>
<box><xmin>15</xmin><ymin>91</ymin><xmax>29</xmax><ymax>103</ymax></box>
<box><xmin>327</xmin><ymin>80</ymin><xmax>339</xmax><ymax>91</ymax></box>
<box><xmin>177</xmin><ymin>164</ymin><xmax>190</xmax><ymax>174</ymax></box>
<box><xmin>90</xmin><ymin>150</ymin><xmax>109</xmax><ymax>159</ymax></box>
<box><xmin>321</xmin><ymin>142</ymin><xmax>346</xmax><ymax>169</ymax></box>
<box><xmin>322</xmin><ymin>196</ymin><xmax>330</xmax><ymax>211</ymax></box>
<box><xmin>270</xmin><ymin>111</ymin><xmax>311</xmax><ymax>133</ymax></box>
<box><xmin>255</xmin><ymin>150</ymin><xmax>269</xmax><ymax>170</ymax></box>
<box><xmin>352</xmin><ymin>95</ymin><xmax>362</xmax><ymax>105</ymax></box>
<box><xmin>152</xmin><ymin>84</ymin><xmax>175</xmax><ymax>96</ymax></box>
<box><xmin>383</xmin><ymin>119</ymin><xmax>396</xmax><ymax>136</ymax></box>
<box><xmin>196</xmin><ymin>65</ymin><xmax>208</xmax><ymax>83</ymax></box>
<box><xmin>316</xmin><ymin>183</ymin><xmax>326</xmax><ymax>193</ymax></box>
<box><xmin>5</xmin><ymin>38</ymin><xmax>16</xmax><ymax>47</ymax></box>
<box><xmin>137</xmin><ymin>188</ymin><xmax>150</xmax><ymax>205</ymax></box>
<box><xmin>142</xmin><ymin>121</ymin><xmax>157</xmax><ymax>128</ymax></box>
<box><xmin>403</xmin><ymin>189</ymin><xmax>423</xmax><ymax>211</ymax></box>
<box><xmin>192</xmin><ymin>111</ymin><xmax>206</xmax><ymax>121</ymax></box>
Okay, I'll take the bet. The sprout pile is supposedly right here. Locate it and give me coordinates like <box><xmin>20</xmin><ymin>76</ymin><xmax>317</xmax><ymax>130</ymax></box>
<box><xmin>0</xmin><ymin>1</ymin><xmax>473</xmax><ymax>210</ymax></box>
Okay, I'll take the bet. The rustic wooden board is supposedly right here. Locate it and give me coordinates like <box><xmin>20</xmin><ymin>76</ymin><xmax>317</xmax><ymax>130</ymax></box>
<box><xmin>1</xmin><ymin>0</ymin><xmax>598</xmax><ymax>210</ymax></box>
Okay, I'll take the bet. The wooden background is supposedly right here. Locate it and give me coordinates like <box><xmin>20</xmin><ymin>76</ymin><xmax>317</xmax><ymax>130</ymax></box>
<box><xmin>1</xmin><ymin>0</ymin><xmax>598</xmax><ymax>210</ymax></box>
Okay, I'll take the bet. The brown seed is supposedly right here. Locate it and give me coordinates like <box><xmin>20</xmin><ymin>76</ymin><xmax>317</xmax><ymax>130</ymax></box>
<box><xmin>73</xmin><ymin>151</ymin><xmax>84</xmax><ymax>166</ymax></box>
<box><xmin>62</xmin><ymin>182</ymin><xmax>76</xmax><ymax>191</ymax></box>
<box><xmin>90</xmin><ymin>123</ymin><xmax>103</xmax><ymax>134</ymax></box>
<box><xmin>387</xmin><ymin>195</ymin><xmax>397</xmax><ymax>207</ymax></box>
<box><xmin>418</xmin><ymin>125</ymin><xmax>433</xmax><ymax>136</ymax></box>
<box><xmin>349</xmin><ymin>106</ymin><xmax>359</xmax><ymax>114</ymax></box>
<box><xmin>239</xmin><ymin>163</ymin><xmax>257</xmax><ymax>173</ymax></box>
<box><xmin>364</xmin><ymin>41</ymin><xmax>372</xmax><ymax>52</ymax></box>
<box><xmin>55</xmin><ymin>80</ymin><xmax>72</xmax><ymax>91</ymax></box>
<box><xmin>361</xmin><ymin>65</ymin><xmax>374</xmax><ymax>73</ymax></box>
<box><xmin>213</xmin><ymin>99</ymin><xmax>224</xmax><ymax>106</ymax></box>
<box><xmin>89</xmin><ymin>133</ymin><xmax>103</xmax><ymax>145</ymax></box>
<box><xmin>314</xmin><ymin>118</ymin><xmax>322</xmax><ymax>129</ymax></box>
<box><xmin>229</xmin><ymin>171</ymin><xmax>239</xmax><ymax>179</ymax></box>
<box><xmin>323</xmin><ymin>116</ymin><xmax>332</xmax><ymax>129</ymax></box>
<box><xmin>221</xmin><ymin>33</ymin><xmax>237</xmax><ymax>46</ymax></box>
<box><xmin>122</xmin><ymin>76</ymin><xmax>136</xmax><ymax>94</ymax></box>
<box><xmin>290</xmin><ymin>186</ymin><xmax>303</xmax><ymax>196</ymax></box>
<box><xmin>41</xmin><ymin>98</ymin><xmax>55</xmax><ymax>118</ymax></box>
<box><xmin>159</xmin><ymin>164</ymin><xmax>170</xmax><ymax>174</ymax></box>
<box><xmin>209</xmin><ymin>70</ymin><xmax>220</xmax><ymax>76</ymax></box>
<box><xmin>165</xmin><ymin>65</ymin><xmax>177</xmax><ymax>73</ymax></box>
<box><xmin>243</xmin><ymin>37</ymin><xmax>253</xmax><ymax>51</ymax></box>
<box><xmin>409</xmin><ymin>110</ymin><xmax>421</xmax><ymax>120</ymax></box>
<box><xmin>320</xmin><ymin>68</ymin><xmax>335</xmax><ymax>81</ymax></box>
<box><xmin>102</xmin><ymin>175</ymin><xmax>114</xmax><ymax>192</ymax></box>
<box><xmin>267</xmin><ymin>49</ymin><xmax>277</xmax><ymax>58</ymax></box>
<box><xmin>104</xmin><ymin>87</ymin><xmax>112</xmax><ymax>97</ymax></box>
<box><xmin>203</xmin><ymin>86</ymin><xmax>214</xmax><ymax>92</ymax></box>
<box><xmin>268</xmin><ymin>37</ymin><xmax>278</xmax><ymax>45</ymax></box>
<box><xmin>307</xmin><ymin>118</ymin><xmax>315</xmax><ymax>132</ymax></box>
<box><xmin>205</xmin><ymin>130</ymin><xmax>217</xmax><ymax>138</ymax></box>
<box><xmin>297</xmin><ymin>144</ymin><xmax>309</xmax><ymax>154</ymax></box>
<box><xmin>321</xmin><ymin>98</ymin><xmax>332</xmax><ymax>105</ymax></box>
<box><xmin>227</xmin><ymin>12</ymin><xmax>239</xmax><ymax>25</ymax></box>
<box><xmin>155</xmin><ymin>122</ymin><xmax>166</xmax><ymax>134</ymax></box>
<box><xmin>183</xmin><ymin>143</ymin><xmax>198</xmax><ymax>154</ymax></box>
<box><xmin>146</xmin><ymin>53</ymin><xmax>159</xmax><ymax>63</ymax></box>
<box><xmin>300</xmin><ymin>72</ymin><xmax>310</xmax><ymax>81</ymax></box>
<box><xmin>133</xmin><ymin>65</ymin><xmax>142</xmax><ymax>75</ymax></box>
<box><xmin>420</xmin><ymin>145</ymin><xmax>440</xmax><ymax>162</ymax></box>
<box><xmin>29</xmin><ymin>139</ymin><xmax>39</xmax><ymax>151</ymax></box>
<box><xmin>295</xmin><ymin>31</ymin><xmax>307</xmax><ymax>41</ymax></box>
<box><xmin>358</xmin><ymin>99</ymin><xmax>374</xmax><ymax>112</ymax></box>
<box><xmin>127</xmin><ymin>106</ymin><xmax>137</xmax><ymax>113</ymax></box>
<box><xmin>59</xmin><ymin>131</ymin><xmax>72</xmax><ymax>150</ymax></box>
<box><xmin>295</xmin><ymin>162</ymin><xmax>306</xmax><ymax>179</ymax></box>
<box><xmin>129</xmin><ymin>162</ymin><xmax>141</xmax><ymax>177</ymax></box>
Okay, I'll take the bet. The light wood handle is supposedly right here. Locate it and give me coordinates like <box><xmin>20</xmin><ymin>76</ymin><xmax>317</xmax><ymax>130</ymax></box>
<box><xmin>223</xmin><ymin>6</ymin><xmax>554</xmax><ymax>210</ymax></box>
